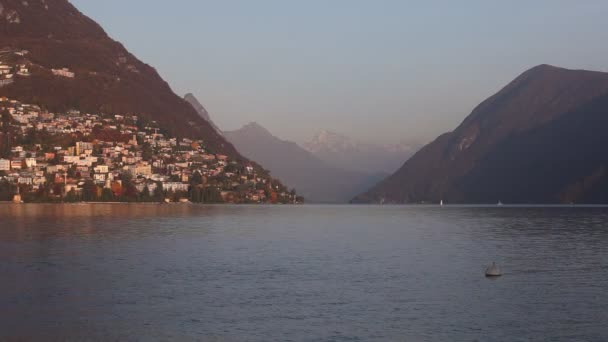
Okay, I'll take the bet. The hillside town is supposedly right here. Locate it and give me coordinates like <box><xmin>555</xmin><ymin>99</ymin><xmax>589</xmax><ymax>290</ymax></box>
<box><xmin>0</xmin><ymin>96</ymin><xmax>301</xmax><ymax>204</ymax></box>
<box><xmin>0</xmin><ymin>48</ymin><xmax>31</xmax><ymax>87</ymax></box>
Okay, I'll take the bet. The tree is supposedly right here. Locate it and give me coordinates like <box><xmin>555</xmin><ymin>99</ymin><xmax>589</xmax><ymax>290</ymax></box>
<box><xmin>200</xmin><ymin>187</ymin><xmax>223</xmax><ymax>203</ymax></box>
<box><xmin>0</xmin><ymin>179</ymin><xmax>12</xmax><ymax>201</ymax></box>
<box><xmin>225</xmin><ymin>163</ymin><xmax>238</xmax><ymax>173</ymax></box>
<box><xmin>93</xmin><ymin>144</ymin><xmax>103</xmax><ymax>156</ymax></box>
<box><xmin>81</xmin><ymin>180</ymin><xmax>98</xmax><ymax>202</ymax></box>
<box><xmin>190</xmin><ymin>171</ymin><xmax>203</xmax><ymax>186</ymax></box>
<box><xmin>1</xmin><ymin>109</ymin><xmax>11</xmax><ymax>131</ymax></box>
<box><xmin>190</xmin><ymin>185</ymin><xmax>200</xmax><ymax>203</ymax></box>
<box><xmin>142</xmin><ymin>142</ymin><xmax>153</xmax><ymax>161</ymax></box>
<box><xmin>64</xmin><ymin>189</ymin><xmax>79</xmax><ymax>203</ymax></box>
<box><xmin>119</xmin><ymin>173</ymin><xmax>138</xmax><ymax>202</ymax></box>
<box><xmin>101</xmin><ymin>188</ymin><xmax>114</xmax><ymax>202</ymax></box>
<box><xmin>67</xmin><ymin>166</ymin><xmax>77</xmax><ymax>179</ymax></box>
<box><xmin>0</xmin><ymin>136</ymin><xmax>9</xmax><ymax>159</ymax></box>
<box><xmin>140</xmin><ymin>185</ymin><xmax>152</xmax><ymax>202</ymax></box>
<box><xmin>0</xmin><ymin>110</ymin><xmax>12</xmax><ymax>158</ymax></box>
<box><xmin>153</xmin><ymin>181</ymin><xmax>164</xmax><ymax>202</ymax></box>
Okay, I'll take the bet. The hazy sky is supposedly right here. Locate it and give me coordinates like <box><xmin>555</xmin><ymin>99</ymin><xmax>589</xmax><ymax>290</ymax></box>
<box><xmin>71</xmin><ymin>0</ymin><xmax>608</xmax><ymax>144</ymax></box>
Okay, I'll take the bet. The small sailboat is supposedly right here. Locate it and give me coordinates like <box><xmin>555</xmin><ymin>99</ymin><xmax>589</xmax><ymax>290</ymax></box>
<box><xmin>440</xmin><ymin>200</ymin><xmax>444</xmax><ymax>206</ymax></box>
<box><xmin>485</xmin><ymin>262</ymin><xmax>502</xmax><ymax>277</ymax></box>
<box><xmin>497</xmin><ymin>200</ymin><xmax>503</xmax><ymax>206</ymax></box>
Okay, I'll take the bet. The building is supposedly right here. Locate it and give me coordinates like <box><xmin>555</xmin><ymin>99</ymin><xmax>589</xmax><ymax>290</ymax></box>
<box><xmin>46</xmin><ymin>164</ymin><xmax>67</xmax><ymax>174</ymax></box>
<box><xmin>93</xmin><ymin>173</ymin><xmax>107</xmax><ymax>182</ymax></box>
<box><xmin>76</xmin><ymin>141</ymin><xmax>94</xmax><ymax>156</ymax></box>
<box><xmin>125</xmin><ymin>163</ymin><xmax>152</xmax><ymax>177</ymax></box>
<box><xmin>94</xmin><ymin>165</ymin><xmax>109</xmax><ymax>174</ymax></box>
<box><xmin>162</xmin><ymin>182</ymin><xmax>189</xmax><ymax>193</ymax></box>
<box><xmin>17</xmin><ymin>65</ymin><xmax>30</xmax><ymax>76</ymax></box>
<box><xmin>0</xmin><ymin>159</ymin><xmax>10</xmax><ymax>171</ymax></box>
<box><xmin>0</xmin><ymin>64</ymin><xmax>11</xmax><ymax>75</ymax></box>
<box><xmin>52</xmin><ymin>68</ymin><xmax>75</xmax><ymax>78</ymax></box>
<box><xmin>18</xmin><ymin>176</ymin><xmax>33</xmax><ymax>185</ymax></box>
<box><xmin>10</xmin><ymin>159</ymin><xmax>23</xmax><ymax>170</ymax></box>
<box><xmin>64</xmin><ymin>155</ymin><xmax>98</xmax><ymax>167</ymax></box>
<box><xmin>25</xmin><ymin>158</ymin><xmax>36</xmax><ymax>168</ymax></box>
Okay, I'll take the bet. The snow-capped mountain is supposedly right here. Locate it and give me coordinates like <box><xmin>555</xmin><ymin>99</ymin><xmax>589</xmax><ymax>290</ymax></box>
<box><xmin>304</xmin><ymin>130</ymin><xmax>420</xmax><ymax>174</ymax></box>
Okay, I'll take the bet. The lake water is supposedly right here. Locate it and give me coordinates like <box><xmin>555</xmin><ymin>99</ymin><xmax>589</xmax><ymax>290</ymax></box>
<box><xmin>1</xmin><ymin>204</ymin><xmax>607</xmax><ymax>341</ymax></box>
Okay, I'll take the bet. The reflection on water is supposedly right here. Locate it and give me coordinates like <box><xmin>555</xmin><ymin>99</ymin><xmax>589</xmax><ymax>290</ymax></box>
<box><xmin>1</xmin><ymin>204</ymin><xmax>607</xmax><ymax>341</ymax></box>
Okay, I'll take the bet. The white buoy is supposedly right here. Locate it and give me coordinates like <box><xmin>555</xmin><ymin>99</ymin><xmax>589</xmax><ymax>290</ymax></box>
<box><xmin>485</xmin><ymin>262</ymin><xmax>502</xmax><ymax>277</ymax></box>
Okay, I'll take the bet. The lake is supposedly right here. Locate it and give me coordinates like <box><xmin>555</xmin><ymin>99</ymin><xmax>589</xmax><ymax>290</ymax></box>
<box><xmin>1</xmin><ymin>204</ymin><xmax>607</xmax><ymax>341</ymax></box>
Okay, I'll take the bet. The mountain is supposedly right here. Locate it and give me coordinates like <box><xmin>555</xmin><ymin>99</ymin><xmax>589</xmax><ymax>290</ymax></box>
<box><xmin>225</xmin><ymin>122</ymin><xmax>385</xmax><ymax>203</ymax></box>
<box><xmin>355</xmin><ymin>64</ymin><xmax>608</xmax><ymax>204</ymax></box>
<box><xmin>304</xmin><ymin>130</ymin><xmax>419</xmax><ymax>174</ymax></box>
<box><xmin>0</xmin><ymin>0</ymin><xmax>238</xmax><ymax>158</ymax></box>
<box><xmin>184</xmin><ymin>93</ymin><xmax>221</xmax><ymax>134</ymax></box>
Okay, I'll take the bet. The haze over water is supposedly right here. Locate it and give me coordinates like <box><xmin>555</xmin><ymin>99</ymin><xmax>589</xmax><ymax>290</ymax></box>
<box><xmin>1</xmin><ymin>204</ymin><xmax>607</xmax><ymax>341</ymax></box>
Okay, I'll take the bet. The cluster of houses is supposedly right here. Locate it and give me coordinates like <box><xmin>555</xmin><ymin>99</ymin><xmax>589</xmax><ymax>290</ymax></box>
<box><xmin>0</xmin><ymin>97</ymin><xmax>300</xmax><ymax>204</ymax></box>
<box><xmin>0</xmin><ymin>63</ymin><xmax>28</xmax><ymax>87</ymax></box>
<box><xmin>0</xmin><ymin>49</ymin><xmax>32</xmax><ymax>87</ymax></box>
<box><xmin>0</xmin><ymin>48</ymin><xmax>72</xmax><ymax>89</ymax></box>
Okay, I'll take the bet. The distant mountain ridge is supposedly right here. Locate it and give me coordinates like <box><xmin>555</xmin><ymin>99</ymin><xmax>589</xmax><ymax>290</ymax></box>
<box><xmin>225</xmin><ymin>122</ymin><xmax>385</xmax><ymax>203</ymax></box>
<box><xmin>304</xmin><ymin>130</ymin><xmax>419</xmax><ymax>174</ymax></box>
<box><xmin>184</xmin><ymin>93</ymin><xmax>222</xmax><ymax>135</ymax></box>
<box><xmin>355</xmin><ymin>64</ymin><xmax>608</xmax><ymax>204</ymax></box>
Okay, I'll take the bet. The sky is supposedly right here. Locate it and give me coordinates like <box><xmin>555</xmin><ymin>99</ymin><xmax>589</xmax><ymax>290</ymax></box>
<box><xmin>71</xmin><ymin>0</ymin><xmax>608</xmax><ymax>144</ymax></box>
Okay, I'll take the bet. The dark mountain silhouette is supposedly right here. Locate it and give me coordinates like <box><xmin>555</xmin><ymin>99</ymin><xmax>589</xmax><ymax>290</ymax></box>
<box><xmin>225</xmin><ymin>122</ymin><xmax>385</xmax><ymax>203</ymax></box>
<box><xmin>354</xmin><ymin>64</ymin><xmax>608</xmax><ymax>204</ymax></box>
<box><xmin>184</xmin><ymin>93</ymin><xmax>221</xmax><ymax>134</ymax></box>
<box><xmin>0</xmin><ymin>0</ymin><xmax>238</xmax><ymax>158</ymax></box>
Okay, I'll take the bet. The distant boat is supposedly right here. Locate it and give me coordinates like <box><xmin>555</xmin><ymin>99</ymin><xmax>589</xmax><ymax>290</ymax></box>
<box><xmin>440</xmin><ymin>200</ymin><xmax>444</xmax><ymax>206</ymax></box>
<box><xmin>497</xmin><ymin>201</ymin><xmax>503</xmax><ymax>206</ymax></box>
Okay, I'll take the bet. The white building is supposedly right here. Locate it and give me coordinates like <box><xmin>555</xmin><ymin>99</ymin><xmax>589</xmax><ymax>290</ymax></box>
<box><xmin>25</xmin><ymin>158</ymin><xmax>37</xmax><ymax>168</ymax></box>
<box><xmin>51</xmin><ymin>68</ymin><xmax>75</xmax><ymax>78</ymax></box>
<box><xmin>93</xmin><ymin>173</ymin><xmax>107</xmax><ymax>182</ymax></box>
<box><xmin>63</xmin><ymin>156</ymin><xmax>98</xmax><ymax>167</ymax></box>
<box><xmin>94</xmin><ymin>165</ymin><xmax>109</xmax><ymax>174</ymax></box>
<box><xmin>18</xmin><ymin>176</ymin><xmax>33</xmax><ymax>185</ymax></box>
<box><xmin>0</xmin><ymin>159</ymin><xmax>10</xmax><ymax>171</ymax></box>
<box><xmin>17</xmin><ymin>65</ymin><xmax>30</xmax><ymax>76</ymax></box>
<box><xmin>0</xmin><ymin>65</ymin><xmax>11</xmax><ymax>75</ymax></box>
<box><xmin>162</xmin><ymin>182</ymin><xmax>189</xmax><ymax>193</ymax></box>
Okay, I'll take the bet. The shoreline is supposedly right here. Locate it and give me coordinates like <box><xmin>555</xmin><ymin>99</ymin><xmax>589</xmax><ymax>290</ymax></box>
<box><xmin>0</xmin><ymin>201</ymin><xmax>303</xmax><ymax>206</ymax></box>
